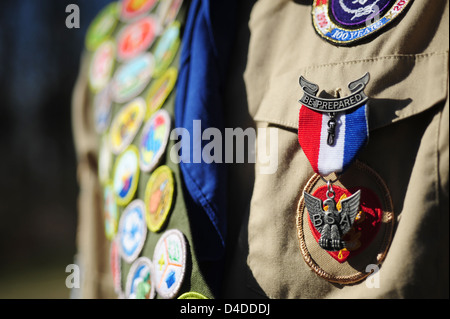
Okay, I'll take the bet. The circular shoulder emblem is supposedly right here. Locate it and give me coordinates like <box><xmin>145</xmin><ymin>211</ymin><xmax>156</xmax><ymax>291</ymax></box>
<box><xmin>117</xmin><ymin>16</ymin><xmax>161</xmax><ymax>61</ymax></box>
<box><xmin>312</xmin><ymin>0</ymin><xmax>412</xmax><ymax>45</ymax></box>
<box><xmin>121</xmin><ymin>0</ymin><xmax>158</xmax><ymax>22</ymax></box>
<box><xmin>110</xmin><ymin>97</ymin><xmax>145</xmax><ymax>155</ymax></box>
<box><xmin>145</xmin><ymin>67</ymin><xmax>178</xmax><ymax>118</ymax></box>
<box><xmin>113</xmin><ymin>145</ymin><xmax>140</xmax><ymax>206</ymax></box>
<box><xmin>89</xmin><ymin>40</ymin><xmax>115</xmax><ymax>93</ymax></box>
<box><xmin>118</xmin><ymin>199</ymin><xmax>147</xmax><ymax>263</ymax></box>
<box><xmin>86</xmin><ymin>2</ymin><xmax>119</xmax><ymax>51</ymax></box>
<box><xmin>153</xmin><ymin>229</ymin><xmax>187</xmax><ymax>298</ymax></box>
<box><xmin>139</xmin><ymin>110</ymin><xmax>171</xmax><ymax>173</ymax></box>
<box><xmin>153</xmin><ymin>21</ymin><xmax>181</xmax><ymax>78</ymax></box>
<box><xmin>111</xmin><ymin>53</ymin><xmax>155</xmax><ymax>103</ymax></box>
<box><xmin>126</xmin><ymin>257</ymin><xmax>156</xmax><ymax>299</ymax></box>
<box><xmin>145</xmin><ymin>165</ymin><xmax>175</xmax><ymax>232</ymax></box>
<box><xmin>296</xmin><ymin>160</ymin><xmax>395</xmax><ymax>284</ymax></box>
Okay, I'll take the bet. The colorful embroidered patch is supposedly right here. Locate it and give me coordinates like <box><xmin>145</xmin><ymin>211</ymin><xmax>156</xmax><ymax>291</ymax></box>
<box><xmin>126</xmin><ymin>257</ymin><xmax>156</xmax><ymax>299</ymax></box>
<box><xmin>178</xmin><ymin>292</ymin><xmax>209</xmax><ymax>299</ymax></box>
<box><xmin>152</xmin><ymin>21</ymin><xmax>181</xmax><ymax>78</ymax></box>
<box><xmin>121</xmin><ymin>0</ymin><xmax>159</xmax><ymax>22</ymax></box>
<box><xmin>312</xmin><ymin>0</ymin><xmax>412</xmax><ymax>45</ymax></box>
<box><xmin>104</xmin><ymin>182</ymin><xmax>119</xmax><ymax>240</ymax></box>
<box><xmin>118</xmin><ymin>199</ymin><xmax>147</xmax><ymax>263</ymax></box>
<box><xmin>111</xmin><ymin>53</ymin><xmax>155</xmax><ymax>103</ymax></box>
<box><xmin>157</xmin><ymin>0</ymin><xmax>184</xmax><ymax>27</ymax></box>
<box><xmin>110</xmin><ymin>98</ymin><xmax>145</xmax><ymax>155</ymax></box>
<box><xmin>153</xmin><ymin>229</ymin><xmax>187</xmax><ymax>299</ymax></box>
<box><xmin>89</xmin><ymin>40</ymin><xmax>115</xmax><ymax>93</ymax></box>
<box><xmin>117</xmin><ymin>16</ymin><xmax>161</xmax><ymax>61</ymax></box>
<box><xmin>139</xmin><ymin>110</ymin><xmax>171</xmax><ymax>173</ymax></box>
<box><xmin>85</xmin><ymin>2</ymin><xmax>119</xmax><ymax>51</ymax></box>
<box><xmin>113</xmin><ymin>145</ymin><xmax>140</xmax><ymax>206</ymax></box>
<box><xmin>296</xmin><ymin>160</ymin><xmax>395</xmax><ymax>284</ymax></box>
<box><xmin>110</xmin><ymin>238</ymin><xmax>122</xmax><ymax>294</ymax></box>
<box><xmin>145</xmin><ymin>67</ymin><xmax>178</xmax><ymax>119</ymax></box>
<box><xmin>93</xmin><ymin>85</ymin><xmax>113</xmax><ymax>134</ymax></box>
<box><xmin>145</xmin><ymin>165</ymin><xmax>175</xmax><ymax>232</ymax></box>
<box><xmin>98</xmin><ymin>135</ymin><xmax>113</xmax><ymax>185</ymax></box>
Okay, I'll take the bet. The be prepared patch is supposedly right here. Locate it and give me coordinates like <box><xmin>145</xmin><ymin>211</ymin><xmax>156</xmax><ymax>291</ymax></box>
<box><xmin>121</xmin><ymin>0</ymin><xmax>159</xmax><ymax>22</ymax></box>
<box><xmin>117</xmin><ymin>16</ymin><xmax>161</xmax><ymax>61</ymax></box>
<box><xmin>145</xmin><ymin>165</ymin><xmax>175</xmax><ymax>232</ymax></box>
<box><xmin>296</xmin><ymin>160</ymin><xmax>395</xmax><ymax>284</ymax></box>
<box><xmin>113</xmin><ymin>145</ymin><xmax>140</xmax><ymax>206</ymax></box>
<box><xmin>118</xmin><ymin>199</ymin><xmax>147</xmax><ymax>263</ymax></box>
<box><xmin>126</xmin><ymin>257</ymin><xmax>156</xmax><ymax>299</ymax></box>
<box><xmin>111</xmin><ymin>53</ymin><xmax>155</xmax><ymax>103</ymax></box>
<box><xmin>312</xmin><ymin>0</ymin><xmax>412</xmax><ymax>45</ymax></box>
<box><xmin>110</xmin><ymin>97</ymin><xmax>145</xmax><ymax>155</ymax></box>
<box><xmin>145</xmin><ymin>67</ymin><xmax>178</xmax><ymax>119</ymax></box>
<box><xmin>104</xmin><ymin>182</ymin><xmax>119</xmax><ymax>240</ymax></box>
<box><xmin>152</xmin><ymin>21</ymin><xmax>181</xmax><ymax>78</ymax></box>
<box><xmin>85</xmin><ymin>2</ymin><xmax>119</xmax><ymax>51</ymax></box>
<box><xmin>153</xmin><ymin>229</ymin><xmax>187</xmax><ymax>298</ymax></box>
<box><xmin>139</xmin><ymin>110</ymin><xmax>171</xmax><ymax>173</ymax></box>
<box><xmin>89</xmin><ymin>40</ymin><xmax>115</xmax><ymax>93</ymax></box>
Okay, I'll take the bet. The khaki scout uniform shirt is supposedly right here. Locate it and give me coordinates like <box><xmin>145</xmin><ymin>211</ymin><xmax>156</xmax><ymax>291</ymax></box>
<box><xmin>73</xmin><ymin>0</ymin><xmax>448</xmax><ymax>298</ymax></box>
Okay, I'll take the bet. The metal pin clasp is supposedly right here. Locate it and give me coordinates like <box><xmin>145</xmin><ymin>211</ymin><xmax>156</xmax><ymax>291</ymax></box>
<box><xmin>327</xmin><ymin>113</ymin><xmax>337</xmax><ymax>146</ymax></box>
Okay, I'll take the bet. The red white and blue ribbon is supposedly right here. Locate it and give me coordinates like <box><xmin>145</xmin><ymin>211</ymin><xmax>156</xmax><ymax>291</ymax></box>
<box><xmin>298</xmin><ymin>74</ymin><xmax>369</xmax><ymax>176</ymax></box>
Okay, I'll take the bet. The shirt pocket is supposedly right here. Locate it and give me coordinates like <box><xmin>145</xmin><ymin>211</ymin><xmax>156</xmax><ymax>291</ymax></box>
<box><xmin>246</xmin><ymin>51</ymin><xmax>448</xmax><ymax>298</ymax></box>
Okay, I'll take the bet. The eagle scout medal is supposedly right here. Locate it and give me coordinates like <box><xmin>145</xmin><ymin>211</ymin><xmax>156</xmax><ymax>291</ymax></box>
<box><xmin>120</xmin><ymin>0</ymin><xmax>159</xmax><ymax>22</ymax></box>
<box><xmin>118</xmin><ymin>199</ymin><xmax>147</xmax><ymax>263</ymax></box>
<box><xmin>104</xmin><ymin>182</ymin><xmax>119</xmax><ymax>240</ymax></box>
<box><xmin>89</xmin><ymin>40</ymin><xmax>115</xmax><ymax>93</ymax></box>
<box><xmin>111</xmin><ymin>53</ymin><xmax>155</xmax><ymax>103</ymax></box>
<box><xmin>152</xmin><ymin>21</ymin><xmax>181</xmax><ymax>78</ymax></box>
<box><xmin>153</xmin><ymin>229</ymin><xmax>187</xmax><ymax>299</ymax></box>
<box><xmin>110</xmin><ymin>97</ymin><xmax>145</xmax><ymax>155</ymax></box>
<box><xmin>145</xmin><ymin>67</ymin><xmax>178</xmax><ymax>119</ymax></box>
<box><xmin>296</xmin><ymin>161</ymin><xmax>395</xmax><ymax>284</ymax></box>
<box><xmin>312</xmin><ymin>0</ymin><xmax>412</xmax><ymax>45</ymax></box>
<box><xmin>85</xmin><ymin>2</ymin><xmax>119</xmax><ymax>51</ymax></box>
<box><xmin>139</xmin><ymin>110</ymin><xmax>171</xmax><ymax>172</ymax></box>
<box><xmin>145</xmin><ymin>165</ymin><xmax>175</xmax><ymax>232</ymax></box>
<box><xmin>113</xmin><ymin>145</ymin><xmax>140</xmax><ymax>206</ymax></box>
<box><xmin>116</xmin><ymin>16</ymin><xmax>161</xmax><ymax>61</ymax></box>
<box><xmin>297</xmin><ymin>74</ymin><xmax>395</xmax><ymax>284</ymax></box>
<box><xmin>126</xmin><ymin>257</ymin><xmax>156</xmax><ymax>299</ymax></box>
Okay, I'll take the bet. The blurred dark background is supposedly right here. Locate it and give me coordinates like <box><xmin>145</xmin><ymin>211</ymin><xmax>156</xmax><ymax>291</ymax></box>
<box><xmin>0</xmin><ymin>0</ymin><xmax>112</xmax><ymax>298</ymax></box>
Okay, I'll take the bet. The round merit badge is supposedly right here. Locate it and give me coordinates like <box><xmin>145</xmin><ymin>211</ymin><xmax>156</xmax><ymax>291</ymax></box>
<box><xmin>312</xmin><ymin>0</ymin><xmax>412</xmax><ymax>45</ymax></box>
<box><xmin>296</xmin><ymin>160</ymin><xmax>395</xmax><ymax>284</ymax></box>
<box><xmin>104</xmin><ymin>182</ymin><xmax>119</xmax><ymax>240</ymax></box>
<box><xmin>145</xmin><ymin>165</ymin><xmax>175</xmax><ymax>232</ymax></box>
<box><xmin>126</xmin><ymin>257</ymin><xmax>156</xmax><ymax>299</ymax></box>
<box><xmin>117</xmin><ymin>15</ymin><xmax>161</xmax><ymax>61</ymax></box>
<box><xmin>111</xmin><ymin>53</ymin><xmax>155</xmax><ymax>103</ymax></box>
<box><xmin>98</xmin><ymin>135</ymin><xmax>113</xmax><ymax>185</ymax></box>
<box><xmin>113</xmin><ymin>145</ymin><xmax>140</xmax><ymax>206</ymax></box>
<box><xmin>110</xmin><ymin>97</ymin><xmax>145</xmax><ymax>155</ymax></box>
<box><xmin>139</xmin><ymin>109</ymin><xmax>171</xmax><ymax>172</ymax></box>
<box><xmin>157</xmin><ymin>0</ymin><xmax>184</xmax><ymax>27</ymax></box>
<box><xmin>118</xmin><ymin>199</ymin><xmax>147</xmax><ymax>263</ymax></box>
<box><xmin>85</xmin><ymin>2</ymin><xmax>119</xmax><ymax>51</ymax></box>
<box><xmin>153</xmin><ymin>229</ymin><xmax>187</xmax><ymax>298</ymax></box>
<box><xmin>89</xmin><ymin>40</ymin><xmax>115</xmax><ymax>93</ymax></box>
<box><xmin>153</xmin><ymin>21</ymin><xmax>181</xmax><ymax>78</ymax></box>
<box><xmin>121</xmin><ymin>0</ymin><xmax>159</xmax><ymax>22</ymax></box>
<box><xmin>145</xmin><ymin>67</ymin><xmax>178</xmax><ymax>118</ymax></box>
